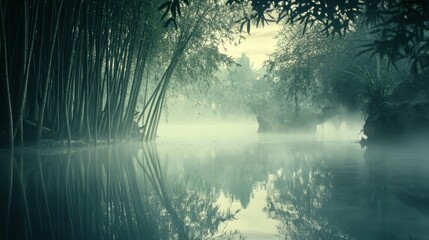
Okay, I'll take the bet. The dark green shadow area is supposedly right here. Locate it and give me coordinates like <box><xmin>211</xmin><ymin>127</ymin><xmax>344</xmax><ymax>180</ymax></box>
<box><xmin>0</xmin><ymin>144</ymin><xmax>242</xmax><ymax>240</ymax></box>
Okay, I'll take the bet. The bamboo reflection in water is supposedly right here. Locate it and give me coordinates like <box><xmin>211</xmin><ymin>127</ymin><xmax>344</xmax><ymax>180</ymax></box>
<box><xmin>1</xmin><ymin>145</ymin><xmax>243</xmax><ymax>240</ymax></box>
<box><xmin>3</xmin><ymin>150</ymin><xmax>14</xmax><ymax>240</ymax></box>
<box><xmin>137</xmin><ymin>144</ymin><xmax>189</xmax><ymax>240</ymax></box>
<box><xmin>5</xmin><ymin>147</ymin><xmax>159</xmax><ymax>240</ymax></box>
<box><xmin>137</xmin><ymin>142</ymin><xmax>244</xmax><ymax>240</ymax></box>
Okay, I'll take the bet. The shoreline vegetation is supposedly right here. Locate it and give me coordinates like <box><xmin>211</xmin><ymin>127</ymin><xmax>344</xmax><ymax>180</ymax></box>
<box><xmin>0</xmin><ymin>0</ymin><xmax>240</xmax><ymax>149</ymax></box>
<box><xmin>1</xmin><ymin>0</ymin><xmax>428</xmax><ymax>149</ymax></box>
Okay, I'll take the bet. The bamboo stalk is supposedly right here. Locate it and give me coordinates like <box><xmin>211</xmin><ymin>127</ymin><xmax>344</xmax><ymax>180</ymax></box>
<box><xmin>0</xmin><ymin>0</ymin><xmax>14</xmax><ymax>149</ymax></box>
<box><xmin>36</xmin><ymin>0</ymin><xmax>64</xmax><ymax>145</ymax></box>
<box><xmin>37</xmin><ymin>154</ymin><xmax>56</xmax><ymax>239</ymax></box>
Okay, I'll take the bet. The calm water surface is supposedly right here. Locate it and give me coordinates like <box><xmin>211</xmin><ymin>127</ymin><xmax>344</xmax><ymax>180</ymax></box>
<box><xmin>1</xmin><ymin>123</ymin><xmax>428</xmax><ymax>239</ymax></box>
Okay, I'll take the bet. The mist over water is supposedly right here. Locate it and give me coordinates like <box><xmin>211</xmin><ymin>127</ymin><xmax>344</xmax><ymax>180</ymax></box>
<box><xmin>157</xmin><ymin>117</ymin><xmax>364</xmax><ymax>144</ymax></box>
<box><xmin>157</xmin><ymin>120</ymin><xmax>259</xmax><ymax>144</ymax></box>
<box><xmin>316</xmin><ymin>119</ymin><xmax>364</xmax><ymax>142</ymax></box>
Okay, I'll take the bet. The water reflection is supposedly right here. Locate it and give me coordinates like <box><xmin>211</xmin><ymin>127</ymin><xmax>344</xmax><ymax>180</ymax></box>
<box><xmin>0</xmin><ymin>145</ymin><xmax>242</xmax><ymax>240</ymax></box>
<box><xmin>155</xmin><ymin>138</ymin><xmax>429</xmax><ymax>240</ymax></box>
<box><xmin>138</xmin><ymin>143</ymin><xmax>242</xmax><ymax>240</ymax></box>
<box><xmin>363</xmin><ymin>146</ymin><xmax>429</xmax><ymax>239</ymax></box>
<box><xmin>261</xmin><ymin>144</ymin><xmax>429</xmax><ymax>240</ymax></box>
<box><xmin>1</xmin><ymin>138</ymin><xmax>429</xmax><ymax>240</ymax></box>
<box><xmin>264</xmin><ymin>152</ymin><xmax>346</xmax><ymax>239</ymax></box>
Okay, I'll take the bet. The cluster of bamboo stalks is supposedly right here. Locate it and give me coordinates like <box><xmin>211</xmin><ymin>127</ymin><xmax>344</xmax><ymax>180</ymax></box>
<box><xmin>1</xmin><ymin>0</ymin><xmax>232</xmax><ymax>149</ymax></box>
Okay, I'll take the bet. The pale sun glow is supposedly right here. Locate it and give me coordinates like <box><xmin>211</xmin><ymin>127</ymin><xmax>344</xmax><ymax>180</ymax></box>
<box><xmin>221</xmin><ymin>24</ymin><xmax>281</xmax><ymax>69</ymax></box>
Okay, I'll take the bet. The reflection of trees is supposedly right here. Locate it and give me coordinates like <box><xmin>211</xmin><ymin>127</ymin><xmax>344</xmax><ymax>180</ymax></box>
<box><xmin>364</xmin><ymin>146</ymin><xmax>429</xmax><ymax>239</ymax></box>
<box><xmin>180</xmin><ymin>145</ymin><xmax>276</xmax><ymax>209</ymax></box>
<box><xmin>1</xmin><ymin>145</ymin><xmax>242</xmax><ymax>240</ymax></box>
<box><xmin>138</xmin><ymin>142</ymin><xmax>243</xmax><ymax>240</ymax></box>
<box><xmin>4</xmin><ymin>147</ymin><xmax>159</xmax><ymax>239</ymax></box>
<box><xmin>265</xmin><ymin>144</ymin><xmax>429</xmax><ymax>240</ymax></box>
<box><xmin>264</xmin><ymin>153</ymin><xmax>350</xmax><ymax>240</ymax></box>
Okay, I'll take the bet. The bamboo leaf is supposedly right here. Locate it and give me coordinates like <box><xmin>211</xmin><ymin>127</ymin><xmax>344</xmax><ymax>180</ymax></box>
<box><xmin>158</xmin><ymin>1</ymin><xmax>172</xmax><ymax>11</ymax></box>
<box><xmin>171</xmin><ymin>2</ymin><xmax>177</xmax><ymax>19</ymax></box>
<box><xmin>177</xmin><ymin>2</ymin><xmax>181</xmax><ymax>17</ymax></box>
<box><xmin>172</xmin><ymin>19</ymin><xmax>178</xmax><ymax>29</ymax></box>
<box><xmin>239</xmin><ymin>20</ymin><xmax>246</xmax><ymax>32</ymax></box>
<box><xmin>161</xmin><ymin>9</ymin><xmax>169</xmax><ymax>20</ymax></box>
<box><xmin>164</xmin><ymin>18</ymin><xmax>174</xmax><ymax>28</ymax></box>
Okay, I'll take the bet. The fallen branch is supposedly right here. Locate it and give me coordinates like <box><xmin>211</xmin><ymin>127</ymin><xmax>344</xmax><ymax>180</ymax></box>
<box><xmin>24</xmin><ymin>119</ymin><xmax>56</xmax><ymax>133</ymax></box>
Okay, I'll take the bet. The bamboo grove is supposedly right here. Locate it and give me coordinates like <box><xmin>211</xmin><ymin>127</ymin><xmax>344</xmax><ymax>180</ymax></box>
<box><xmin>0</xmin><ymin>0</ymin><xmax>240</xmax><ymax>148</ymax></box>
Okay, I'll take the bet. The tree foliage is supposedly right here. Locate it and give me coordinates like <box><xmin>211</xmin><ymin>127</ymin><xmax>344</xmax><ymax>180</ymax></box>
<box><xmin>264</xmin><ymin>23</ymin><xmax>409</xmax><ymax>131</ymax></box>
<box><xmin>162</xmin><ymin>0</ymin><xmax>429</xmax><ymax>74</ymax></box>
<box><xmin>205</xmin><ymin>54</ymin><xmax>261</xmax><ymax>118</ymax></box>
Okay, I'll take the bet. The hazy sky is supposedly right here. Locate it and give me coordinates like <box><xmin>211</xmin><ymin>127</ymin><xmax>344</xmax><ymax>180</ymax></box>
<box><xmin>221</xmin><ymin>24</ymin><xmax>281</xmax><ymax>69</ymax></box>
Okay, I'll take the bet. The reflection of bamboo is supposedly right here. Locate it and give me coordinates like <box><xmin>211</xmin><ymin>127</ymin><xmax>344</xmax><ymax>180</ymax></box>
<box><xmin>5</xmin><ymin>151</ymin><xmax>13</xmax><ymax>239</ymax></box>
<box><xmin>37</xmin><ymin>154</ymin><xmax>56</xmax><ymax>239</ymax></box>
<box><xmin>64</xmin><ymin>149</ymin><xmax>76</xmax><ymax>239</ymax></box>
<box><xmin>138</xmin><ymin>143</ymin><xmax>189</xmax><ymax>240</ymax></box>
<box><xmin>14</xmin><ymin>153</ymin><xmax>33</xmax><ymax>238</ymax></box>
<box><xmin>8</xmin><ymin>146</ymin><xmax>166</xmax><ymax>239</ymax></box>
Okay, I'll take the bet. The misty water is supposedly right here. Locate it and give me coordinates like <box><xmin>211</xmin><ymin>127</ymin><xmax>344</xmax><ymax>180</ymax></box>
<box><xmin>1</xmin><ymin>123</ymin><xmax>429</xmax><ymax>240</ymax></box>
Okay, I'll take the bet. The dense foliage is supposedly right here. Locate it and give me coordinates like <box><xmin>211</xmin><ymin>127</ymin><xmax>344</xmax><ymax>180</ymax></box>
<box><xmin>164</xmin><ymin>0</ymin><xmax>429</xmax><ymax>74</ymax></box>
<box><xmin>266</xmin><ymin>23</ymin><xmax>413</xmax><ymax>131</ymax></box>
<box><xmin>0</xmin><ymin>0</ymin><xmax>242</xmax><ymax>148</ymax></box>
